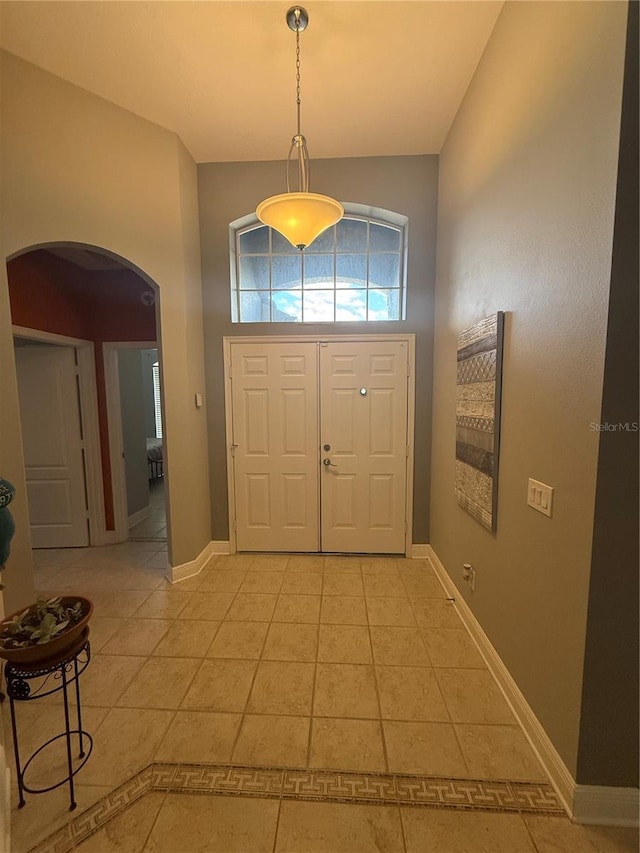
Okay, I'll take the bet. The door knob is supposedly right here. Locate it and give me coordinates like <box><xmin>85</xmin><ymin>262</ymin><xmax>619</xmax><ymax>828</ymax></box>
<box><xmin>323</xmin><ymin>458</ymin><xmax>337</xmax><ymax>467</ymax></box>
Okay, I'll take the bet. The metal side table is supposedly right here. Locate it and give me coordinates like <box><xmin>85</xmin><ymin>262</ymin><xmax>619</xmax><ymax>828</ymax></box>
<box><xmin>4</xmin><ymin>630</ymin><xmax>92</xmax><ymax>811</ymax></box>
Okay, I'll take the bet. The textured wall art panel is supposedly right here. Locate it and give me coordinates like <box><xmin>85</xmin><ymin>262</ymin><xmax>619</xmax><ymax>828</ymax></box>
<box><xmin>455</xmin><ymin>313</ymin><xmax>505</xmax><ymax>533</ymax></box>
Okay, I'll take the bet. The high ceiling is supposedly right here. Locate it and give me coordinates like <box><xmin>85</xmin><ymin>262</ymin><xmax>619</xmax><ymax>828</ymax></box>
<box><xmin>0</xmin><ymin>1</ymin><xmax>503</xmax><ymax>163</ymax></box>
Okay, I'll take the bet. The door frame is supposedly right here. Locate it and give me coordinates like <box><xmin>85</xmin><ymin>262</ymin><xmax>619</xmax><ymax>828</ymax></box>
<box><xmin>12</xmin><ymin>325</ymin><xmax>108</xmax><ymax>546</ymax></box>
<box><xmin>103</xmin><ymin>341</ymin><xmax>160</xmax><ymax>543</ymax></box>
<box><xmin>223</xmin><ymin>333</ymin><xmax>416</xmax><ymax>556</ymax></box>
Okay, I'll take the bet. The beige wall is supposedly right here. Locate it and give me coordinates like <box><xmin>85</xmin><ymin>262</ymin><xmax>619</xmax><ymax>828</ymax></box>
<box><xmin>0</xmin><ymin>51</ymin><xmax>211</xmax><ymax>609</ymax></box>
<box><xmin>431</xmin><ymin>0</ymin><xmax>627</xmax><ymax>778</ymax></box>
<box><xmin>198</xmin><ymin>155</ymin><xmax>438</xmax><ymax>545</ymax></box>
<box><xmin>167</xmin><ymin>139</ymin><xmax>211</xmax><ymax>562</ymax></box>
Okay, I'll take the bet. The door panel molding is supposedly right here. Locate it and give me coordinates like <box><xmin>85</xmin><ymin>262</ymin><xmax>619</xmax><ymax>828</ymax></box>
<box><xmin>229</xmin><ymin>341</ymin><xmax>319</xmax><ymax>552</ymax></box>
<box><xmin>224</xmin><ymin>334</ymin><xmax>415</xmax><ymax>555</ymax></box>
<box><xmin>12</xmin><ymin>326</ymin><xmax>107</xmax><ymax>546</ymax></box>
<box><xmin>14</xmin><ymin>344</ymin><xmax>88</xmax><ymax>547</ymax></box>
<box><xmin>320</xmin><ymin>340</ymin><xmax>409</xmax><ymax>553</ymax></box>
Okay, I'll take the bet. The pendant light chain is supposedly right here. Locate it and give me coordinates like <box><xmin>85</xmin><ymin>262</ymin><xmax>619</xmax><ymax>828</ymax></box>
<box><xmin>293</xmin><ymin>15</ymin><xmax>309</xmax><ymax>194</ymax></box>
<box><xmin>256</xmin><ymin>6</ymin><xmax>343</xmax><ymax>250</ymax></box>
<box><xmin>295</xmin><ymin>24</ymin><xmax>302</xmax><ymax>139</ymax></box>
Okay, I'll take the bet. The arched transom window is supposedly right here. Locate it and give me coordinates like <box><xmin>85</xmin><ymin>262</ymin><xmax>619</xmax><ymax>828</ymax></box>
<box><xmin>230</xmin><ymin>211</ymin><xmax>407</xmax><ymax>323</ymax></box>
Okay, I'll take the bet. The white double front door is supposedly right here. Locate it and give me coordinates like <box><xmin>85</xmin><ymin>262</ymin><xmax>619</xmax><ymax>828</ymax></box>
<box><xmin>229</xmin><ymin>338</ymin><xmax>410</xmax><ymax>554</ymax></box>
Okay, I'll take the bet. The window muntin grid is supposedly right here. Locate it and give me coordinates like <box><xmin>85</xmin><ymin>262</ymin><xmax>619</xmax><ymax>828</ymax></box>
<box><xmin>231</xmin><ymin>215</ymin><xmax>406</xmax><ymax>323</ymax></box>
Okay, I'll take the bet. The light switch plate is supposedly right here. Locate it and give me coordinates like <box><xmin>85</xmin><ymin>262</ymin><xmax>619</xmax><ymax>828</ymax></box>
<box><xmin>194</xmin><ymin>393</ymin><xmax>203</xmax><ymax>409</ymax></box>
<box><xmin>527</xmin><ymin>478</ymin><xmax>554</xmax><ymax>517</ymax></box>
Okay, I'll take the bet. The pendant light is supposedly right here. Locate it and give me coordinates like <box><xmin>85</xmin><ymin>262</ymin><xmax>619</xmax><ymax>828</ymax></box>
<box><xmin>256</xmin><ymin>6</ymin><xmax>343</xmax><ymax>251</ymax></box>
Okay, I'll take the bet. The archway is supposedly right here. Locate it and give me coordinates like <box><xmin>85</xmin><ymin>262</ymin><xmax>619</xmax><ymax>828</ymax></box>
<box><xmin>7</xmin><ymin>242</ymin><xmax>169</xmax><ymax>553</ymax></box>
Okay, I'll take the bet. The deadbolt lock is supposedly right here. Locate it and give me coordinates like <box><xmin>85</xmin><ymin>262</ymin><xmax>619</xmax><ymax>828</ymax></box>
<box><xmin>323</xmin><ymin>444</ymin><xmax>331</xmax><ymax>451</ymax></box>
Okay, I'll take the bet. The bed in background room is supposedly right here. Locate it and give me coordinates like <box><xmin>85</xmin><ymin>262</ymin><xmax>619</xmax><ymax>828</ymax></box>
<box><xmin>146</xmin><ymin>437</ymin><xmax>163</xmax><ymax>480</ymax></box>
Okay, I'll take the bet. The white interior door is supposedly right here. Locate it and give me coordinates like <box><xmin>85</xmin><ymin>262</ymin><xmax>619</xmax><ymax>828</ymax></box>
<box><xmin>15</xmin><ymin>345</ymin><xmax>89</xmax><ymax>548</ymax></box>
<box><xmin>320</xmin><ymin>340</ymin><xmax>408</xmax><ymax>553</ymax></box>
<box><xmin>231</xmin><ymin>342</ymin><xmax>319</xmax><ymax>551</ymax></box>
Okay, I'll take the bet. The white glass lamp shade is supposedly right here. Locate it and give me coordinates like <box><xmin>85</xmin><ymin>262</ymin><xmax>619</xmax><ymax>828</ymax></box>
<box><xmin>256</xmin><ymin>192</ymin><xmax>344</xmax><ymax>250</ymax></box>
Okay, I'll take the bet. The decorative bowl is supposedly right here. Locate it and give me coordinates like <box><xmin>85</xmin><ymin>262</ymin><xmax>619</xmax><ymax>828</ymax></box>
<box><xmin>0</xmin><ymin>595</ymin><xmax>93</xmax><ymax>666</ymax></box>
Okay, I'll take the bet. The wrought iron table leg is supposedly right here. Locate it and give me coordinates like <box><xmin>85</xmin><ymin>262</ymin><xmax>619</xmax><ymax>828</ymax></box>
<box><xmin>9</xmin><ymin>695</ymin><xmax>26</xmax><ymax>808</ymax></box>
<box><xmin>61</xmin><ymin>666</ymin><xmax>77</xmax><ymax>811</ymax></box>
<box><xmin>74</xmin><ymin>657</ymin><xmax>85</xmax><ymax>759</ymax></box>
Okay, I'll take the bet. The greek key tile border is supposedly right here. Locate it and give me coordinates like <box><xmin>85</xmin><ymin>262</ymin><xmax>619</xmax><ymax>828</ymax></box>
<box><xmin>152</xmin><ymin>763</ymin><xmax>283</xmax><ymax>798</ymax></box>
<box><xmin>28</xmin><ymin>764</ymin><xmax>564</xmax><ymax>853</ymax></box>
<box><xmin>29</xmin><ymin>766</ymin><xmax>153</xmax><ymax>853</ymax></box>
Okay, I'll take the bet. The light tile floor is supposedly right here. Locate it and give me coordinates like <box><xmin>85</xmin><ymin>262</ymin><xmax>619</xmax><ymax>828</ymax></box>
<box><xmin>129</xmin><ymin>478</ymin><xmax>166</xmax><ymax>542</ymax></box>
<box><xmin>3</xmin><ymin>545</ymin><xmax>637</xmax><ymax>852</ymax></box>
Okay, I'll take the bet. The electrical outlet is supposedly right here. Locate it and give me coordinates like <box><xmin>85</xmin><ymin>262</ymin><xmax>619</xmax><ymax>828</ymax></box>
<box><xmin>463</xmin><ymin>563</ymin><xmax>476</xmax><ymax>591</ymax></box>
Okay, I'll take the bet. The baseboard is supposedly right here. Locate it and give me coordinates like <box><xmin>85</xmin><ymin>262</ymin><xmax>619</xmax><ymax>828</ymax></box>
<box><xmin>573</xmin><ymin>785</ymin><xmax>640</xmax><ymax>827</ymax></box>
<box><xmin>128</xmin><ymin>506</ymin><xmax>151</xmax><ymax>529</ymax></box>
<box><xmin>426</xmin><ymin>545</ymin><xmax>640</xmax><ymax>828</ymax></box>
<box><xmin>426</xmin><ymin>545</ymin><xmax>575</xmax><ymax>819</ymax></box>
<box><xmin>409</xmin><ymin>543</ymin><xmax>430</xmax><ymax>558</ymax></box>
<box><xmin>167</xmin><ymin>540</ymin><xmax>230</xmax><ymax>583</ymax></box>
<box><xmin>168</xmin><ymin>541</ymin><xmax>216</xmax><ymax>583</ymax></box>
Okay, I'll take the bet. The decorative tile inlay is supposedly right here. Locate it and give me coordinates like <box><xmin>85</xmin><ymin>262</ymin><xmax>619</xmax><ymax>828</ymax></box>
<box><xmin>283</xmin><ymin>770</ymin><xmax>397</xmax><ymax>803</ymax></box>
<box><xmin>153</xmin><ymin>763</ymin><xmax>283</xmax><ymax>797</ymax></box>
<box><xmin>69</xmin><ymin>768</ymin><xmax>152</xmax><ymax>844</ymax></box>
<box><xmin>396</xmin><ymin>777</ymin><xmax>516</xmax><ymax>809</ymax></box>
<box><xmin>30</xmin><ymin>826</ymin><xmax>72</xmax><ymax>853</ymax></box>
<box><xmin>510</xmin><ymin>781</ymin><xmax>566</xmax><ymax>811</ymax></box>
<box><xmin>29</xmin><ymin>766</ymin><xmax>152</xmax><ymax>853</ymax></box>
<box><xmin>28</xmin><ymin>763</ymin><xmax>564</xmax><ymax>852</ymax></box>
